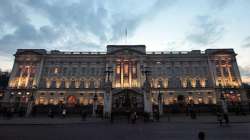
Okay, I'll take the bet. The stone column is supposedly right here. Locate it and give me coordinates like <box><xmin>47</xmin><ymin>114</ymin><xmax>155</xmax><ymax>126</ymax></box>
<box><xmin>231</xmin><ymin>58</ymin><xmax>242</xmax><ymax>86</ymax></box>
<box><xmin>104</xmin><ymin>82</ymin><xmax>112</xmax><ymax>117</ymax></box>
<box><xmin>159</xmin><ymin>92</ymin><xmax>163</xmax><ymax>115</ymax></box>
<box><xmin>36</xmin><ymin>57</ymin><xmax>45</xmax><ymax>88</ymax></box>
<box><xmin>8</xmin><ymin>60</ymin><xmax>19</xmax><ymax>87</ymax></box>
<box><xmin>143</xmin><ymin>81</ymin><xmax>153</xmax><ymax>119</ymax></box>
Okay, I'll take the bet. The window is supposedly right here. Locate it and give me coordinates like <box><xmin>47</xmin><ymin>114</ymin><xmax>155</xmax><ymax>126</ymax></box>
<box><xmin>39</xmin><ymin>97</ymin><xmax>45</xmax><ymax>105</ymax></box>
<box><xmin>216</xmin><ymin>67</ymin><xmax>222</xmax><ymax>77</ymax></box>
<box><xmin>63</xmin><ymin>67</ymin><xmax>67</xmax><ymax>75</ymax></box>
<box><xmin>80</xmin><ymin>81</ymin><xmax>85</xmax><ymax>88</ymax></box>
<box><xmin>44</xmin><ymin>67</ymin><xmax>49</xmax><ymax>75</ymax></box>
<box><xmin>81</xmin><ymin>67</ymin><xmax>85</xmax><ymax>75</ymax></box>
<box><xmin>91</xmin><ymin>67</ymin><xmax>95</xmax><ymax>75</ymax></box>
<box><xmin>70</xmin><ymin>80</ymin><xmax>76</xmax><ymax>88</ymax></box>
<box><xmin>198</xmin><ymin>97</ymin><xmax>203</xmax><ymax>104</ymax></box>
<box><xmin>116</xmin><ymin>65</ymin><xmax>121</xmax><ymax>74</ymax></box>
<box><xmin>72</xmin><ymin>67</ymin><xmax>77</xmax><ymax>76</ymax></box>
<box><xmin>223</xmin><ymin>67</ymin><xmax>229</xmax><ymax>77</ymax></box>
<box><xmin>221</xmin><ymin>60</ymin><xmax>226</xmax><ymax>65</ymax></box>
<box><xmin>124</xmin><ymin>64</ymin><xmax>129</xmax><ymax>75</ymax></box>
<box><xmin>61</xmin><ymin>80</ymin><xmax>65</xmax><ymax>88</ymax></box>
<box><xmin>54</xmin><ymin>67</ymin><xmax>59</xmax><ymax>74</ymax></box>
<box><xmin>89</xmin><ymin>80</ymin><xmax>95</xmax><ymax>88</ymax></box>
<box><xmin>51</xmin><ymin>80</ymin><xmax>56</xmax><ymax>88</ymax></box>
<box><xmin>196</xmin><ymin>80</ymin><xmax>201</xmax><ymax>87</ymax></box>
<box><xmin>49</xmin><ymin>98</ymin><xmax>54</xmax><ymax>104</ymax></box>
<box><xmin>230</xmin><ymin>67</ymin><xmax>235</xmax><ymax>77</ymax></box>
<box><xmin>203</xmin><ymin>67</ymin><xmax>208</xmax><ymax>75</ymax></box>
<box><xmin>205</xmin><ymin>80</ymin><xmax>209</xmax><ymax>87</ymax></box>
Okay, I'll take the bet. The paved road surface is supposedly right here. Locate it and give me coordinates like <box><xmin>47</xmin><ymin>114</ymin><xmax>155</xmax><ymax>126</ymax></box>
<box><xmin>0</xmin><ymin>121</ymin><xmax>249</xmax><ymax>140</ymax></box>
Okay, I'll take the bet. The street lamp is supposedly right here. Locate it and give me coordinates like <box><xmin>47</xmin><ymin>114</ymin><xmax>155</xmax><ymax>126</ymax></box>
<box><xmin>141</xmin><ymin>66</ymin><xmax>151</xmax><ymax>82</ymax></box>
<box><xmin>158</xmin><ymin>84</ymin><xmax>163</xmax><ymax>115</ymax></box>
<box><xmin>104</xmin><ymin>66</ymin><xmax>113</xmax><ymax>82</ymax></box>
<box><xmin>220</xmin><ymin>90</ymin><xmax>228</xmax><ymax>112</ymax></box>
<box><xmin>92</xmin><ymin>92</ymin><xmax>98</xmax><ymax>117</ymax></box>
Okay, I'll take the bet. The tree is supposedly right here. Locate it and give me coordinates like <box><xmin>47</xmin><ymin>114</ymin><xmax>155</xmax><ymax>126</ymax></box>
<box><xmin>0</xmin><ymin>71</ymin><xmax>10</xmax><ymax>90</ymax></box>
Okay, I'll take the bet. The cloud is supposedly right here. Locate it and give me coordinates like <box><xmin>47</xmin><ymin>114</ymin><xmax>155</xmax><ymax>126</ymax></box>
<box><xmin>209</xmin><ymin>0</ymin><xmax>233</xmax><ymax>10</ymax></box>
<box><xmin>239</xmin><ymin>65</ymin><xmax>250</xmax><ymax>84</ymax></box>
<box><xmin>0</xmin><ymin>0</ymin><xmax>175</xmax><ymax>56</ymax></box>
<box><xmin>242</xmin><ymin>36</ymin><xmax>250</xmax><ymax>48</ymax></box>
<box><xmin>0</xmin><ymin>0</ymin><xmax>29</xmax><ymax>27</ymax></box>
<box><xmin>186</xmin><ymin>15</ymin><xmax>225</xmax><ymax>46</ymax></box>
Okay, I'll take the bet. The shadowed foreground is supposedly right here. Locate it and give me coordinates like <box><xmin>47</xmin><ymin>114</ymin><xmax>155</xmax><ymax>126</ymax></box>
<box><xmin>0</xmin><ymin>121</ymin><xmax>249</xmax><ymax>140</ymax></box>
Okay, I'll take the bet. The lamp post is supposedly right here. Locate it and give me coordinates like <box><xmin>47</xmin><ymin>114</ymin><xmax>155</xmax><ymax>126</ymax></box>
<box><xmin>104</xmin><ymin>66</ymin><xmax>113</xmax><ymax>82</ymax></box>
<box><xmin>141</xmin><ymin>66</ymin><xmax>151</xmax><ymax>82</ymax></box>
<box><xmin>220</xmin><ymin>88</ymin><xmax>228</xmax><ymax>114</ymax></box>
<box><xmin>158</xmin><ymin>84</ymin><xmax>163</xmax><ymax>115</ymax></box>
<box><xmin>141</xmin><ymin>66</ymin><xmax>153</xmax><ymax>120</ymax></box>
<box><xmin>104</xmin><ymin>66</ymin><xmax>113</xmax><ymax>117</ymax></box>
<box><xmin>220</xmin><ymin>85</ymin><xmax>230</xmax><ymax>125</ymax></box>
<box><xmin>24</xmin><ymin>85</ymin><xmax>37</xmax><ymax>117</ymax></box>
<box><xmin>92</xmin><ymin>90</ymin><xmax>98</xmax><ymax>117</ymax></box>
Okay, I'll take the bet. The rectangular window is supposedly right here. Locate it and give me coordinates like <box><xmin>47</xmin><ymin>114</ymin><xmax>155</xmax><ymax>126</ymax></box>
<box><xmin>63</xmin><ymin>67</ymin><xmax>67</xmax><ymax>75</ymax></box>
<box><xmin>116</xmin><ymin>65</ymin><xmax>121</xmax><ymax>74</ymax></box>
<box><xmin>81</xmin><ymin>67</ymin><xmax>85</xmax><ymax>75</ymax></box>
<box><xmin>124</xmin><ymin>64</ymin><xmax>129</xmax><ymax>75</ymax></box>
<box><xmin>223</xmin><ymin>67</ymin><xmax>229</xmax><ymax>77</ymax></box>
<box><xmin>54</xmin><ymin>67</ymin><xmax>59</xmax><ymax>74</ymax></box>
<box><xmin>91</xmin><ymin>67</ymin><xmax>95</xmax><ymax>75</ymax></box>
<box><xmin>132</xmin><ymin>63</ymin><xmax>137</xmax><ymax>79</ymax></box>
<box><xmin>216</xmin><ymin>67</ymin><xmax>222</xmax><ymax>77</ymax></box>
<box><xmin>71</xmin><ymin>67</ymin><xmax>77</xmax><ymax>76</ymax></box>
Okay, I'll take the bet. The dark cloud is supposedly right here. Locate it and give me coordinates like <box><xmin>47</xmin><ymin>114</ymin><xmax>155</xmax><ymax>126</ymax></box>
<box><xmin>186</xmin><ymin>15</ymin><xmax>225</xmax><ymax>46</ymax></box>
<box><xmin>0</xmin><ymin>0</ymin><xmax>174</xmax><ymax>56</ymax></box>
<box><xmin>242</xmin><ymin>36</ymin><xmax>250</xmax><ymax>48</ymax></box>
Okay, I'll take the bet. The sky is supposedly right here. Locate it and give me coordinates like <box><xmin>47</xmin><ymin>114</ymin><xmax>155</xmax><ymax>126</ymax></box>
<box><xmin>0</xmin><ymin>0</ymin><xmax>250</xmax><ymax>83</ymax></box>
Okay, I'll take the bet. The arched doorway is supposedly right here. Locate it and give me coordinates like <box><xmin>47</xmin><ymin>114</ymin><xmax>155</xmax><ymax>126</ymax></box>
<box><xmin>67</xmin><ymin>95</ymin><xmax>77</xmax><ymax>107</ymax></box>
<box><xmin>112</xmin><ymin>89</ymin><xmax>144</xmax><ymax>114</ymax></box>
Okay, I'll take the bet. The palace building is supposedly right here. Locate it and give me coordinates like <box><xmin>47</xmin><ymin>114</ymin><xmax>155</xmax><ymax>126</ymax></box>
<box><xmin>4</xmin><ymin>45</ymin><xmax>245</xmax><ymax>115</ymax></box>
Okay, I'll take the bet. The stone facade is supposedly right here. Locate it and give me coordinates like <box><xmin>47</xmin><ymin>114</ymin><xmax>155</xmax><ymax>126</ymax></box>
<box><xmin>4</xmin><ymin>45</ymin><xmax>244</xmax><ymax>115</ymax></box>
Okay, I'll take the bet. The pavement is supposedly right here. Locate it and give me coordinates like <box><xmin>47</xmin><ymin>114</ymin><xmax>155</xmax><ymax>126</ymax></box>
<box><xmin>0</xmin><ymin>119</ymin><xmax>250</xmax><ymax>140</ymax></box>
<box><xmin>0</xmin><ymin>114</ymin><xmax>249</xmax><ymax>125</ymax></box>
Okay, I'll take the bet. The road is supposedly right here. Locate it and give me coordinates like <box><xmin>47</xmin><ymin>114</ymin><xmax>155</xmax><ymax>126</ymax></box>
<box><xmin>0</xmin><ymin>121</ymin><xmax>249</xmax><ymax>140</ymax></box>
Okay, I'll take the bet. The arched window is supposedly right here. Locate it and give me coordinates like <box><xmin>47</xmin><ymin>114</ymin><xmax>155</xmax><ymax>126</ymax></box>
<box><xmin>187</xmin><ymin>79</ymin><xmax>192</xmax><ymax>88</ymax></box>
<box><xmin>89</xmin><ymin>80</ymin><xmax>95</xmax><ymax>88</ymax></box>
<box><xmin>51</xmin><ymin>80</ymin><xmax>56</xmax><ymax>88</ymax></box>
<box><xmin>70</xmin><ymin>80</ymin><xmax>76</xmax><ymax>88</ymax></box>
<box><xmin>80</xmin><ymin>80</ymin><xmax>85</xmax><ymax>88</ymax></box>
<box><xmin>61</xmin><ymin>80</ymin><xmax>65</xmax><ymax>88</ymax></box>
<box><xmin>196</xmin><ymin>80</ymin><xmax>201</xmax><ymax>88</ymax></box>
<box><xmin>158</xmin><ymin>79</ymin><xmax>163</xmax><ymax>88</ymax></box>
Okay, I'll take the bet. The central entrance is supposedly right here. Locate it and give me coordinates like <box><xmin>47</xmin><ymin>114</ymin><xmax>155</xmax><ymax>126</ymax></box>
<box><xmin>112</xmin><ymin>89</ymin><xmax>144</xmax><ymax>114</ymax></box>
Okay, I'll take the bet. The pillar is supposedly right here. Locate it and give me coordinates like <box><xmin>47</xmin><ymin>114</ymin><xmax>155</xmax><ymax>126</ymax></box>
<box><xmin>103</xmin><ymin>82</ymin><xmax>112</xmax><ymax>117</ymax></box>
<box><xmin>143</xmin><ymin>81</ymin><xmax>153</xmax><ymax>119</ymax></box>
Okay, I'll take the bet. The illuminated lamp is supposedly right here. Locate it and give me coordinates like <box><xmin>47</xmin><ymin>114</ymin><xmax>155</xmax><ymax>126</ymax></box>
<box><xmin>156</xmin><ymin>61</ymin><xmax>161</xmax><ymax>64</ymax></box>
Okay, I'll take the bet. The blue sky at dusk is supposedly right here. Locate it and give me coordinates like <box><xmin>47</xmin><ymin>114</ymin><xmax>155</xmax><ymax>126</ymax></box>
<box><xmin>0</xmin><ymin>0</ymin><xmax>250</xmax><ymax>83</ymax></box>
